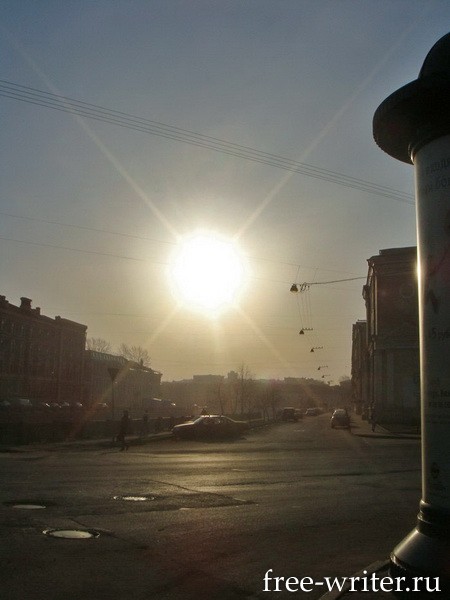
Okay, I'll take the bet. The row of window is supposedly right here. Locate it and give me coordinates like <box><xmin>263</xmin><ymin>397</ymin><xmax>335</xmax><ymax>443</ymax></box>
<box><xmin>0</xmin><ymin>317</ymin><xmax>83</xmax><ymax>348</ymax></box>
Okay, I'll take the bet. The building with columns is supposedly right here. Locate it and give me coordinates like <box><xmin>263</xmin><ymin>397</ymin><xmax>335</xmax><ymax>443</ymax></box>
<box><xmin>360</xmin><ymin>247</ymin><xmax>420</xmax><ymax>424</ymax></box>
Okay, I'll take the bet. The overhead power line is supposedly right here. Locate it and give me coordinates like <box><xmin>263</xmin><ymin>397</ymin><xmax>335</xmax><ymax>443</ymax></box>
<box><xmin>0</xmin><ymin>79</ymin><xmax>414</xmax><ymax>205</ymax></box>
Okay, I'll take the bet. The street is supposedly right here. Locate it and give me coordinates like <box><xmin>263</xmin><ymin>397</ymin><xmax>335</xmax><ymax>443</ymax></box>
<box><xmin>0</xmin><ymin>415</ymin><xmax>421</xmax><ymax>599</ymax></box>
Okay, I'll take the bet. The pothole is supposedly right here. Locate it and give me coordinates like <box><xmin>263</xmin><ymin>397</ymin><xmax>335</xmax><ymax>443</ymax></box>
<box><xmin>43</xmin><ymin>528</ymin><xmax>100</xmax><ymax>539</ymax></box>
<box><xmin>11</xmin><ymin>503</ymin><xmax>46</xmax><ymax>510</ymax></box>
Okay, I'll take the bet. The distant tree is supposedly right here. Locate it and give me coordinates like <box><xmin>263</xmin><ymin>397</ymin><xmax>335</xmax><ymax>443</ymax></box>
<box><xmin>266</xmin><ymin>380</ymin><xmax>282</xmax><ymax>420</ymax></box>
<box><xmin>210</xmin><ymin>378</ymin><xmax>229</xmax><ymax>415</ymax></box>
<box><xmin>86</xmin><ymin>337</ymin><xmax>112</xmax><ymax>353</ymax></box>
<box><xmin>118</xmin><ymin>343</ymin><xmax>151</xmax><ymax>366</ymax></box>
<box><xmin>234</xmin><ymin>364</ymin><xmax>254</xmax><ymax>415</ymax></box>
<box><xmin>338</xmin><ymin>376</ymin><xmax>352</xmax><ymax>407</ymax></box>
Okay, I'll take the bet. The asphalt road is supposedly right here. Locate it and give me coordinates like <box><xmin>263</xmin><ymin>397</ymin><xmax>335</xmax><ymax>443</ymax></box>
<box><xmin>0</xmin><ymin>415</ymin><xmax>421</xmax><ymax>600</ymax></box>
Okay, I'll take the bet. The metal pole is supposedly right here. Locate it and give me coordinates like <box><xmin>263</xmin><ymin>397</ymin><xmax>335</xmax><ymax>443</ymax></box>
<box><xmin>373</xmin><ymin>32</ymin><xmax>450</xmax><ymax>588</ymax></box>
<box><xmin>108</xmin><ymin>367</ymin><xmax>119</xmax><ymax>440</ymax></box>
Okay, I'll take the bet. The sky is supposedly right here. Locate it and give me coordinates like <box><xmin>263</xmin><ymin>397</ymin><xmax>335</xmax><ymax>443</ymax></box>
<box><xmin>1</xmin><ymin>1</ymin><xmax>449</xmax><ymax>383</ymax></box>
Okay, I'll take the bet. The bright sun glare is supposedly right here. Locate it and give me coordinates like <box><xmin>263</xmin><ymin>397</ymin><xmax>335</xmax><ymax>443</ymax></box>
<box><xmin>170</xmin><ymin>232</ymin><xmax>246</xmax><ymax>315</ymax></box>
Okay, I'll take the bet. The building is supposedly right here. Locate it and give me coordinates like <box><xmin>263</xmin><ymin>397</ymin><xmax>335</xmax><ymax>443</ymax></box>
<box><xmin>361</xmin><ymin>247</ymin><xmax>420</xmax><ymax>424</ymax></box>
<box><xmin>0</xmin><ymin>295</ymin><xmax>87</xmax><ymax>404</ymax></box>
<box><xmin>351</xmin><ymin>320</ymin><xmax>369</xmax><ymax>415</ymax></box>
<box><xmin>83</xmin><ymin>350</ymin><xmax>162</xmax><ymax>418</ymax></box>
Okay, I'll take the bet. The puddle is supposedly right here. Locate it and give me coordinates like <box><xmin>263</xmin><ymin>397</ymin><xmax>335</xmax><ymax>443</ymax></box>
<box><xmin>11</xmin><ymin>504</ymin><xmax>46</xmax><ymax>510</ymax></box>
<box><xmin>113</xmin><ymin>495</ymin><xmax>156</xmax><ymax>502</ymax></box>
<box><xmin>4</xmin><ymin>501</ymin><xmax>50</xmax><ymax>510</ymax></box>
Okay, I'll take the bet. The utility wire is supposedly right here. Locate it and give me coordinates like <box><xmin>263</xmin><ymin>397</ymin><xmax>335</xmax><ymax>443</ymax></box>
<box><xmin>306</xmin><ymin>276</ymin><xmax>366</xmax><ymax>285</ymax></box>
<box><xmin>0</xmin><ymin>209</ymin><xmax>366</xmax><ymax>278</ymax></box>
<box><xmin>0</xmin><ymin>79</ymin><xmax>414</xmax><ymax>205</ymax></box>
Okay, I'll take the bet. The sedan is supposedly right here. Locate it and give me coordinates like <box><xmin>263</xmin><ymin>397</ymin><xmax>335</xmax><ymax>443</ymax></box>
<box><xmin>330</xmin><ymin>409</ymin><xmax>351</xmax><ymax>429</ymax></box>
<box><xmin>305</xmin><ymin>407</ymin><xmax>321</xmax><ymax>416</ymax></box>
<box><xmin>172</xmin><ymin>415</ymin><xmax>248</xmax><ymax>440</ymax></box>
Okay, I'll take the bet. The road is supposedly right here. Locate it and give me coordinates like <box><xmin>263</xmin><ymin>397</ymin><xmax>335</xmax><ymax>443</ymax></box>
<box><xmin>0</xmin><ymin>415</ymin><xmax>421</xmax><ymax>599</ymax></box>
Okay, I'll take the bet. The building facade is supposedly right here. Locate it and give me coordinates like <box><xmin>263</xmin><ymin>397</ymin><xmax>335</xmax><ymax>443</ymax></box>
<box><xmin>0</xmin><ymin>295</ymin><xmax>163</xmax><ymax>419</ymax></box>
<box><xmin>361</xmin><ymin>247</ymin><xmax>420</xmax><ymax>424</ymax></box>
<box><xmin>0</xmin><ymin>296</ymin><xmax>87</xmax><ymax>404</ymax></box>
<box><xmin>351</xmin><ymin>320</ymin><xmax>369</xmax><ymax>416</ymax></box>
<box><xmin>83</xmin><ymin>350</ymin><xmax>162</xmax><ymax>418</ymax></box>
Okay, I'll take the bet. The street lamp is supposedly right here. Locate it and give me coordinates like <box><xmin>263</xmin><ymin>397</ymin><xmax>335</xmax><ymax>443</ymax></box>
<box><xmin>107</xmin><ymin>367</ymin><xmax>119</xmax><ymax>423</ymax></box>
<box><xmin>290</xmin><ymin>283</ymin><xmax>311</xmax><ymax>293</ymax></box>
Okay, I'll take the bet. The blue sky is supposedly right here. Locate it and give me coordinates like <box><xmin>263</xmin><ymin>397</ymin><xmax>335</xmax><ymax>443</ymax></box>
<box><xmin>1</xmin><ymin>1</ymin><xmax>449</xmax><ymax>381</ymax></box>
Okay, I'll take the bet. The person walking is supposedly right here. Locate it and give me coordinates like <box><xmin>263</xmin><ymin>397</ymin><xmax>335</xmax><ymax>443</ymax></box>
<box><xmin>118</xmin><ymin>410</ymin><xmax>130</xmax><ymax>451</ymax></box>
<box><xmin>140</xmin><ymin>411</ymin><xmax>149</xmax><ymax>437</ymax></box>
<box><xmin>371</xmin><ymin>409</ymin><xmax>377</xmax><ymax>433</ymax></box>
<box><xmin>155</xmin><ymin>415</ymin><xmax>163</xmax><ymax>434</ymax></box>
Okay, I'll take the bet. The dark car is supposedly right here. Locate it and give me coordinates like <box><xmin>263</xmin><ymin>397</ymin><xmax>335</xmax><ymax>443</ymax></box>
<box><xmin>305</xmin><ymin>407</ymin><xmax>321</xmax><ymax>416</ymax></box>
<box><xmin>172</xmin><ymin>415</ymin><xmax>248</xmax><ymax>440</ymax></box>
<box><xmin>331</xmin><ymin>409</ymin><xmax>350</xmax><ymax>428</ymax></box>
<box><xmin>281</xmin><ymin>407</ymin><xmax>299</xmax><ymax>422</ymax></box>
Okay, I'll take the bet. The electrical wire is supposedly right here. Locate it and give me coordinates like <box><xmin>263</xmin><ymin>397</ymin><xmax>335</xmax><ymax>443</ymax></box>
<box><xmin>0</xmin><ymin>79</ymin><xmax>415</xmax><ymax>205</ymax></box>
<box><xmin>295</xmin><ymin>276</ymin><xmax>366</xmax><ymax>286</ymax></box>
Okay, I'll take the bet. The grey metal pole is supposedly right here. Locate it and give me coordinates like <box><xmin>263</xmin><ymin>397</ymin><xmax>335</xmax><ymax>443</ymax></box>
<box><xmin>373</xmin><ymin>32</ymin><xmax>450</xmax><ymax>588</ymax></box>
<box><xmin>108</xmin><ymin>367</ymin><xmax>119</xmax><ymax>441</ymax></box>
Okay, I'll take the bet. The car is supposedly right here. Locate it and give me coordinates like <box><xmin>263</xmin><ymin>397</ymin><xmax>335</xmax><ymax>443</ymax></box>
<box><xmin>281</xmin><ymin>407</ymin><xmax>299</xmax><ymax>422</ymax></box>
<box><xmin>172</xmin><ymin>415</ymin><xmax>248</xmax><ymax>440</ymax></box>
<box><xmin>330</xmin><ymin>409</ymin><xmax>350</xmax><ymax>429</ymax></box>
<box><xmin>7</xmin><ymin>398</ymin><xmax>33</xmax><ymax>410</ymax></box>
<box><xmin>305</xmin><ymin>407</ymin><xmax>321</xmax><ymax>416</ymax></box>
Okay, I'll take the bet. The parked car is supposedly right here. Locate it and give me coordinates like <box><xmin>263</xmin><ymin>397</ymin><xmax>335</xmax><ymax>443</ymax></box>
<box><xmin>281</xmin><ymin>407</ymin><xmax>300</xmax><ymax>422</ymax></box>
<box><xmin>330</xmin><ymin>409</ymin><xmax>350</xmax><ymax>429</ymax></box>
<box><xmin>172</xmin><ymin>415</ymin><xmax>248</xmax><ymax>440</ymax></box>
<box><xmin>305</xmin><ymin>407</ymin><xmax>321</xmax><ymax>416</ymax></box>
<box><xmin>7</xmin><ymin>398</ymin><xmax>33</xmax><ymax>410</ymax></box>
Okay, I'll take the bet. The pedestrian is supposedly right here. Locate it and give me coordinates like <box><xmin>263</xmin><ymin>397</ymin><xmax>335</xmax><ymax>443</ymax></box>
<box><xmin>155</xmin><ymin>415</ymin><xmax>163</xmax><ymax>433</ymax></box>
<box><xmin>371</xmin><ymin>409</ymin><xmax>377</xmax><ymax>432</ymax></box>
<box><xmin>345</xmin><ymin>408</ymin><xmax>352</xmax><ymax>434</ymax></box>
<box><xmin>140</xmin><ymin>411</ymin><xmax>149</xmax><ymax>437</ymax></box>
<box><xmin>118</xmin><ymin>409</ymin><xmax>130</xmax><ymax>451</ymax></box>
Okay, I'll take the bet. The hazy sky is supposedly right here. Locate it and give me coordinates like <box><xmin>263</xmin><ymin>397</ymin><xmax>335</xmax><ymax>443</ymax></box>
<box><xmin>1</xmin><ymin>1</ymin><xmax>449</xmax><ymax>382</ymax></box>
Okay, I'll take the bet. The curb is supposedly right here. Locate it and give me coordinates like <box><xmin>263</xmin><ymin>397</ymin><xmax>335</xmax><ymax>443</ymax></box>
<box><xmin>0</xmin><ymin>432</ymin><xmax>173</xmax><ymax>453</ymax></box>
<box><xmin>353</xmin><ymin>432</ymin><xmax>420</xmax><ymax>440</ymax></box>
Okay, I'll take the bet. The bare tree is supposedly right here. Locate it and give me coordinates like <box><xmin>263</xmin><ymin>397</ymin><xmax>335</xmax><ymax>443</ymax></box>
<box><xmin>234</xmin><ymin>363</ymin><xmax>254</xmax><ymax>415</ymax></box>
<box><xmin>211</xmin><ymin>379</ymin><xmax>228</xmax><ymax>415</ymax></box>
<box><xmin>86</xmin><ymin>337</ymin><xmax>112</xmax><ymax>353</ymax></box>
<box><xmin>118</xmin><ymin>343</ymin><xmax>151</xmax><ymax>366</ymax></box>
<box><xmin>266</xmin><ymin>380</ymin><xmax>282</xmax><ymax>420</ymax></box>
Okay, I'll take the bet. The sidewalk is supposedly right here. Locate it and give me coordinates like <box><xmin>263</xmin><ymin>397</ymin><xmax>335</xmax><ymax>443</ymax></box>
<box><xmin>350</xmin><ymin>414</ymin><xmax>420</xmax><ymax>441</ymax></box>
<box><xmin>0</xmin><ymin>430</ymin><xmax>174</xmax><ymax>453</ymax></box>
<box><xmin>320</xmin><ymin>414</ymin><xmax>423</xmax><ymax>599</ymax></box>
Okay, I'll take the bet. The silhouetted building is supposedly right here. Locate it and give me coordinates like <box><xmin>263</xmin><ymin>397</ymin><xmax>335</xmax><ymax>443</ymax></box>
<box><xmin>0</xmin><ymin>295</ymin><xmax>87</xmax><ymax>404</ymax></box>
<box><xmin>362</xmin><ymin>247</ymin><xmax>420</xmax><ymax>424</ymax></box>
<box><xmin>351</xmin><ymin>320</ymin><xmax>369</xmax><ymax>415</ymax></box>
<box><xmin>83</xmin><ymin>350</ymin><xmax>162</xmax><ymax>417</ymax></box>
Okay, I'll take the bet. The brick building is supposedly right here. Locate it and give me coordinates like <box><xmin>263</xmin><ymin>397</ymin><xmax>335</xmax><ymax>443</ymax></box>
<box><xmin>0</xmin><ymin>296</ymin><xmax>87</xmax><ymax>404</ymax></box>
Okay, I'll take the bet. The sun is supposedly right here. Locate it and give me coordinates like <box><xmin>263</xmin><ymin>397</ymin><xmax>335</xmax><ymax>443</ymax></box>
<box><xmin>169</xmin><ymin>231</ymin><xmax>247</xmax><ymax>315</ymax></box>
